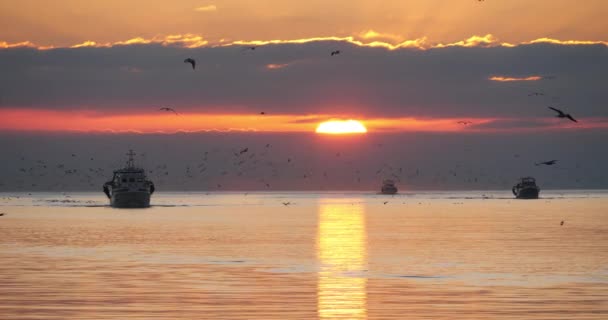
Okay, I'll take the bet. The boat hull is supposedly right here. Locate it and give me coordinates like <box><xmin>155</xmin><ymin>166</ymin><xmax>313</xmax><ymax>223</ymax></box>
<box><xmin>381</xmin><ymin>187</ymin><xmax>398</xmax><ymax>195</ymax></box>
<box><xmin>515</xmin><ymin>187</ymin><xmax>539</xmax><ymax>199</ymax></box>
<box><xmin>110</xmin><ymin>191</ymin><xmax>151</xmax><ymax>208</ymax></box>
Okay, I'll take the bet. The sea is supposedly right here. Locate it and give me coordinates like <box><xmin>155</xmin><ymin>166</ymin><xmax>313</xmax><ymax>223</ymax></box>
<box><xmin>1</xmin><ymin>191</ymin><xmax>607</xmax><ymax>319</ymax></box>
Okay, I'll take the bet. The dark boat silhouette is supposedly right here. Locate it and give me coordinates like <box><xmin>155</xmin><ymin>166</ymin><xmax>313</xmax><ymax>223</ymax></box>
<box><xmin>103</xmin><ymin>150</ymin><xmax>155</xmax><ymax>208</ymax></box>
<box><xmin>512</xmin><ymin>177</ymin><xmax>540</xmax><ymax>199</ymax></box>
<box><xmin>381</xmin><ymin>179</ymin><xmax>398</xmax><ymax>195</ymax></box>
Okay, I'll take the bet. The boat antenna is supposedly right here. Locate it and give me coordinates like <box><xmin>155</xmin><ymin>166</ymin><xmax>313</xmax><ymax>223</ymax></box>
<box><xmin>126</xmin><ymin>149</ymin><xmax>136</xmax><ymax>168</ymax></box>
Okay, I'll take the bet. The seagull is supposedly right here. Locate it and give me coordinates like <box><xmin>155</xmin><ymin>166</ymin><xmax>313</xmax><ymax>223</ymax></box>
<box><xmin>242</xmin><ymin>46</ymin><xmax>256</xmax><ymax>52</ymax></box>
<box><xmin>184</xmin><ymin>58</ymin><xmax>196</xmax><ymax>70</ymax></box>
<box><xmin>330</xmin><ymin>50</ymin><xmax>341</xmax><ymax>56</ymax></box>
<box><xmin>0</xmin><ymin>213</ymin><xmax>4</xmax><ymax>216</ymax></box>
<box><xmin>260</xmin><ymin>112</ymin><xmax>266</xmax><ymax>115</ymax></box>
<box><xmin>560</xmin><ymin>220</ymin><xmax>564</xmax><ymax>226</ymax></box>
<box><xmin>239</xmin><ymin>148</ymin><xmax>249</xmax><ymax>155</ymax></box>
<box><xmin>548</xmin><ymin>107</ymin><xmax>577</xmax><ymax>123</ymax></box>
<box><xmin>282</xmin><ymin>202</ymin><xmax>291</xmax><ymax>206</ymax></box>
<box><xmin>535</xmin><ymin>160</ymin><xmax>558</xmax><ymax>166</ymax></box>
<box><xmin>457</xmin><ymin>121</ymin><xmax>473</xmax><ymax>125</ymax></box>
<box><xmin>160</xmin><ymin>107</ymin><xmax>179</xmax><ymax>115</ymax></box>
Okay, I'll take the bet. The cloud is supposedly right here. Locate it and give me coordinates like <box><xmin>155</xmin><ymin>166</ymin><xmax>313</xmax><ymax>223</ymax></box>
<box><xmin>266</xmin><ymin>63</ymin><xmax>289</xmax><ymax>70</ymax></box>
<box><xmin>2</xmin><ymin>34</ymin><xmax>607</xmax><ymax>51</ymax></box>
<box><xmin>523</xmin><ymin>38</ymin><xmax>608</xmax><ymax>46</ymax></box>
<box><xmin>194</xmin><ymin>5</ymin><xmax>217</xmax><ymax>12</ymax></box>
<box><xmin>435</xmin><ymin>34</ymin><xmax>500</xmax><ymax>48</ymax></box>
<box><xmin>45</xmin><ymin>35</ymin><xmax>208</xmax><ymax>49</ymax></box>
<box><xmin>0</xmin><ymin>40</ymin><xmax>36</xmax><ymax>49</ymax></box>
<box><xmin>489</xmin><ymin>76</ymin><xmax>543</xmax><ymax>82</ymax></box>
<box><xmin>0</xmin><ymin>39</ymin><xmax>606</xmax><ymax>123</ymax></box>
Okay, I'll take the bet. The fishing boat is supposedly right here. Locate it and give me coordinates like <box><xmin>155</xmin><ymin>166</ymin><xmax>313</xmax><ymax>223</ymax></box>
<box><xmin>103</xmin><ymin>150</ymin><xmax>155</xmax><ymax>208</ymax></box>
<box><xmin>512</xmin><ymin>177</ymin><xmax>540</xmax><ymax>199</ymax></box>
<box><xmin>381</xmin><ymin>179</ymin><xmax>398</xmax><ymax>195</ymax></box>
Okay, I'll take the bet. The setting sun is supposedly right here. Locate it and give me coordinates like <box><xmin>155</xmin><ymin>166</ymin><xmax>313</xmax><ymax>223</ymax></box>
<box><xmin>315</xmin><ymin>120</ymin><xmax>367</xmax><ymax>134</ymax></box>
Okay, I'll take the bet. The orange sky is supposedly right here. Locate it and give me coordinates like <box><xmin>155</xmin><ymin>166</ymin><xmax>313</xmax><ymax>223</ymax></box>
<box><xmin>1</xmin><ymin>0</ymin><xmax>606</xmax><ymax>48</ymax></box>
<box><xmin>0</xmin><ymin>108</ymin><xmax>604</xmax><ymax>134</ymax></box>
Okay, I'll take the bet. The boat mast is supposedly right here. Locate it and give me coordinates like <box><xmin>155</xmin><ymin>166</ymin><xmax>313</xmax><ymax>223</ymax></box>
<box><xmin>126</xmin><ymin>150</ymin><xmax>136</xmax><ymax>168</ymax></box>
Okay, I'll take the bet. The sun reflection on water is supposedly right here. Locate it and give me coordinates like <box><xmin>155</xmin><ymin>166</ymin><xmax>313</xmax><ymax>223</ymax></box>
<box><xmin>317</xmin><ymin>199</ymin><xmax>368</xmax><ymax>319</ymax></box>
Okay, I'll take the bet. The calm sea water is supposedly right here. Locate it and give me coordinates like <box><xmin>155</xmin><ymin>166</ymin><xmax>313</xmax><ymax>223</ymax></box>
<box><xmin>1</xmin><ymin>191</ymin><xmax>607</xmax><ymax>319</ymax></box>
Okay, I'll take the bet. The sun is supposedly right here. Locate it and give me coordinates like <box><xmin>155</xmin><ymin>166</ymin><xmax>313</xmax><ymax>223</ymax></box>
<box><xmin>315</xmin><ymin>120</ymin><xmax>367</xmax><ymax>134</ymax></box>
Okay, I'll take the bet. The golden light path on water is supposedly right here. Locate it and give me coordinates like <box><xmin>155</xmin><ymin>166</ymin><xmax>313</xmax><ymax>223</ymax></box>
<box><xmin>317</xmin><ymin>199</ymin><xmax>368</xmax><ymax>319</ymax></box>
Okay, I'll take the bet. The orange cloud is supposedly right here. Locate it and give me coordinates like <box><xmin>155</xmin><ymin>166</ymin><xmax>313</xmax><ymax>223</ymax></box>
<box><xmin>195</xmin><ymin>5</ymin><xmax>217</xmax><ymax>12</ymax></box>
<box><xmin>2</xmin><ymin>34</ymin><xmax>607</xmax><ymax>51</ymax></box>
<box><xmin>266</xmin><ymin>63</ymin><xmax>289</xmax><ymax>70</ymax></box>
<box><xmin>489</xmin><ymin>76</ymin><xmax>543</xmax><ymax>82</ymax></box>
<box><xmin>524</xmin><ymin>38</ymin><xmax>608</xmax><ymax>46</ymax></box>
<box><xmin>70</xmin><ymin>41</ymin><xmax>101</xmax><ymax>48</ymax></box>
<box><xmin>436</xmin><ymin>34</ymin><xmax>499</xmax><ymax>48</ymax></box>
<box><xmin>0</xmin><ymin>40</ymin><xmax>36</xmax><ymax>49</ymax></box>
<box><xmin>58</xmin><ymin>35</ymin><xmax>208</xmax><ymax>49</ymax></box>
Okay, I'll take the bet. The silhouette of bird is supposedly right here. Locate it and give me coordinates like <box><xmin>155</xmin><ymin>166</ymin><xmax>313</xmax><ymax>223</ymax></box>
<box><xmin>548</xmin><ymin>107</ymin><xmax>577</xmax><ymax>123</ymax></box>
<box><xmin>242</xmin><ymin>46</ymin><xmax>256</xmax><ymax>52</ymax></box>
<box><xmin>184</xmin><ymin>58</ymin><xmax>196</xmax><ymax>70</ymax></box>
<box><xmin>260</xmin><ymin>112</ymin><xmax>266</xmax><ymax>115</ymax></box>
<box><xmin>383</xmin><ymin>201</ymin><xmax>388</xmax><ymax>205</ymax></box>
<box><xmin>560</xmin><ymin>220</ymin><xmax>564</xmax><ymax>226</ymax></box>
<box><xmin>528</xmin><ymin>92</ymin><xmax>544</xmax><ymax>96</ymax></box>
<box><xmin>160</xmin><ymin>107</ymin><xmax>179</xmax><ymax>115</ymax></box>
<box><xmin>0</xmin><ymin>213</ymin><xmax>4</xmax><ymax>216</ymax></box>
<box><xmin>535</xmin><ymin>160</ymin><xmax>558</xmax><ymax>166</ymax></box>
<box><xmin>330</xmin><ymin>50</ymin><xmax>341</xmax><ymax>56</ymax></box>
<box><xmin>282</xmin><ymin>202</ymin><xmax>291</xmax><ymax>206</ymax></box>
<box><xmin>239</xmin><ymin>148</ymin><xmax>249</xmax><ymax>155</ymax></box>
<box><xmin>457</xmin><ymin>121</ymin><xmax>473</xmax><ymax>125</ymax></box>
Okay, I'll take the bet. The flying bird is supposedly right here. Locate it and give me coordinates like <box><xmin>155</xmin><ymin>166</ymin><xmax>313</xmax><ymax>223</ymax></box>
<box><xmin>528</xmin><ymin>92</ymin><xmax>544</xmax><ymax>96</ymax></box>
<box><xmin>560</xmin><ymin>220</ymin><xmax>564</xmax><ymax>226</ymax></box>
<box><xmin>242</xmin><ymin>46</ymin><xmax>256</xmax><ymax>52</ymax></box>
<box><xmin>535</xmin><ymin>160</ymin><xmax>558</xmax><ymax>166</ymax></box>
<box><xmin>330</xmin><ymin>50</ymin><xmax>341</xmax><ymax>56</ymax></box>
<box><xmin>260</xmin><ymin>112</ymin><xmax>266</xmax><ymax>115</ymax></box>
<box><xmin>282</xmin><ymin>202</ymin><xmax>291</xmax><ymax>206</ymax></box>
<box><xmin>457</xmin><ymin>121</ymin><xmax>473</xmax><ymax>125</ymax></box>
<box><xmin>160</xmin><ymin>107</ymin><xmax>179</xmax><ymax>115</ymax></box>
<box><xmin>184</xmin><ymin>58</ymin><xmax>196</xmax><ymax>70</ymax></box>
<box><xmin>548</xmin><ymin>107</ymin><xmax>577</xmax><ymax>123</ymax></box>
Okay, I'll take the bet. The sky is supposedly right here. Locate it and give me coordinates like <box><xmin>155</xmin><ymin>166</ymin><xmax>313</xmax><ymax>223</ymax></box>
<box><xmin>0</xmin><ymin>0</ymin><xmax>607</xmax><ymax>191</ymax></box>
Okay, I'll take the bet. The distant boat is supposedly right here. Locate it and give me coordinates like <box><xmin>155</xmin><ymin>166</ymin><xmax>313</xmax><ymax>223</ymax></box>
<box><xmin>381</xmin><ymin>179</ymin><xmax>398</xmax><ymax>195</ymax></box>
<box><xmin>512</xmin><ymin>177</ymin><xmax>540</xmax><ymax>199</ymax></box>
<box><xmin>103</xmin><ymin>150</ymin><xmax>155</xmax><ymax>208</ymax></box>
